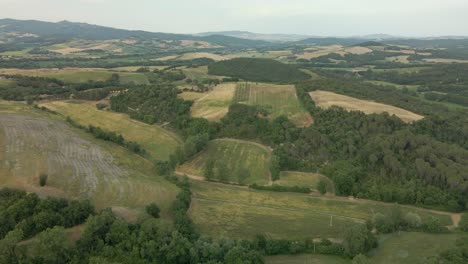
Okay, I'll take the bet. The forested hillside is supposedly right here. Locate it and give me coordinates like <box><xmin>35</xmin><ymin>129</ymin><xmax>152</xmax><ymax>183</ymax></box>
<box><xmin>208</xmin><ymin>58</ymin><xmax>310</xmax><ymax>83</ymax></box>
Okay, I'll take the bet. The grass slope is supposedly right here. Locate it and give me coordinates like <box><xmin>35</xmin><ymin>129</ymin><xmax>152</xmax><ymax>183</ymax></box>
<box><xmin>208</xmin><ymin>58</ymin><xmax>309</xmax><ymax>83</ymax></box>
<box><xmin>233</xmin><ymin>82</ymin><xmax>313</xmax><ymax>127</ymax></box>
<box><xmin>188</xmin><ymin>181</ymin><xmax>452</xmax><ymax>240</ymax></box>
<box><xmin>369</xmin><ymin>232</ymin><xmax>460</xmax><ymax>264</ymax></box>
<box><xmin>266</xmin><ymin>254</ymin><xmax>350</xmax><ymax>264</ymax></box>
<box><xmin>276</xmin><ymin>171</ymin><xmax>335</xmax><ymax>193</ymax></box>
<box><xmin>40</xmin><ymin>101</ymin><xmax>182</xmax><ymax>160</ymax></box>
<box><xmin>310</xmin><ymin>90</ymin><xmax>424</xmax><ymax>123</ymax></box>
<box><xmin>0</xmin><ymin>68</ymin><xmax>148</xmax><ymax>84</ymax></box>
<box><xmin>178</xmin><ymin>139</ymin><xmax>272</xmax><ymax>185</ymax></box>
<box><xmin>0</xmin><ymin>101</ymin><xmax>179</xmax><ymax>217</ymax></box>
<box><xmin>188</xmin><ymin>83</ymin><xmax>236</xmax><ymax>121</ymax></box>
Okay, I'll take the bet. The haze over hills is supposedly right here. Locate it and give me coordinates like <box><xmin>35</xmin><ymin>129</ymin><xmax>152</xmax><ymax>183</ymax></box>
<box><xmin>2</xmin><ymin>18</ymin><xmax>468</xmax><ymax>47</ymax></box>
<box><xmin>195</xmin><ymin>31</ymin><xmax>312</xmax><ymax>42</ymax></box>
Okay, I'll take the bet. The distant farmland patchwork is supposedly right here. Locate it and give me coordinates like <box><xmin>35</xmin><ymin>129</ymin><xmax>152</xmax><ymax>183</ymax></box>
<box><xmin>310</xmin><ymin>90</ymin><xmax>424</xmax><ymax>123</ymax></box>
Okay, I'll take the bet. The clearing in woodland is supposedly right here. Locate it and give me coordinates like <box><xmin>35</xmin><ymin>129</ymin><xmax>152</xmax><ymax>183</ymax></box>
<box><xmin>0</xmin><ymin>101</ymin><xmax>179</xmax><ymax>217</ymax></box>
<box><xmin>188</xmin><ymin>181</ymin><xmax>452</xmax><ymax>240</ymax></box>
<box><xmin>233</xmin><ymin>82</ymin><xmax>313</xmax><ymax>127</ymax></box>
<box><xmin>189</xmin><ymin>83</ymin><xmax>236</xmax><ymax>121</ymax></box>
<box><xmin>275</xmin><ymin>171</ymin><xmax>335</xmax><ymax>194</ymax></box>
<box><xmin>178</xmin><ymin>139</ymin><xmax>272</xmax><ymax>185</ymax></box>
<box><xmin>40</xmin><ymin>100</ymin><xmax>182</xmax><ymax>160</ymax></box>
<box><xmin>310</xmin><ymin>90</ymin><xmax>424</xmax><ymax>123</ymax></box>
<box><xmin>368</xmin><ymin>232</ymin><xmax>460</xmax><ymax>264</ymax></box>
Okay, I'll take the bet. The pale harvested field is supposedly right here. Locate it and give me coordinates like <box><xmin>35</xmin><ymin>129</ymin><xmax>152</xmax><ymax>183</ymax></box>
<box><xmin>0</xmin><ymin>67</ymin><xmax>105</xmax><ymax>76</ymax></box>
<box><xmin>0</xmin><ymin>112</ymin><xmax>179</xmax><ymax>213</ymax></box>
<box><xmin>180</xmin><ymin>40</ymin><xmax>222</xmax><ymax>48</ymax></box>
<box><xmin>52</xmin><ymin>43</ymin><xmax>111</xmax><ymax>54</ymax></box>
<box><xmin>177</xmin><ymin>52</ymin><xmax>228</xmax><ymax>61</ymax></box>
<box><xmin>423</xmin><ymin>58</ymin><xmax>468</xmax><ymax>63</ymax></box>
<box><xmin>297</xmin><ymin>45</ymin><xmax>371</xmax><ymax>60</ymax></box>
<box><xmin>191</xmin><ymin>83</ymin><xmax>236</xmax><ymax>121</ymax></box>
<box><xmin>386</xmin><ymin>55</ymin><xmax>410</xmax><ymax>64</ymax></box>
<box><xmin>344</xmin><ymin>46</ymin><xmax>373</xmax><ymax>55</ymax></box>
<box><xmin>385</xmin><ymin>49</ymin><xmax>416</xmax><ymax>55</ymax></box>
<box><xmin>178</xmin><ymin>92</ymin><xmax>206</xmax><ymax>101</ymax></box>
<box><xmin>233</xmin><ymin>83</ymin><xmax>313</xmax><ymax>127</ymax></box>
<box><xmin>310</xmin><ymin>90</ymin><xmax>424</xmax><ymax>123</ymax></box>
<box><xmin>153</xmin><ymin>55</ymin><xmax>179</xmax><ymax>61</ymax></box>
<box><xmin>297</xmin><ymin>48</ymin><xmax>342</xmax><ymax>60</ymax></box>
<box><xmin>41</xmin><ymin>101</ymin><xmax>182</xmax><ymax>160</ymax></box>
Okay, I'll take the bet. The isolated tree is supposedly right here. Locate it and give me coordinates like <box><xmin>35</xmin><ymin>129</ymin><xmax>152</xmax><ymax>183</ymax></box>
<box><xmin>270</xmin><ymin>155</ymin><xmax>281</xmax><ymax>181</ymax></box>
<box><xmin>352</xmin><ymin>254</ymin><xmax>371</xmax><ymax>264</ymax></box>
<box><xmin>39</xmin><ymin>173</ymin><xmax>48</xmax><ymax>187</ymax></box>
<box><xmin>373</xmin><ymin>213</ymin><xmax>392</xmax><ymax>233</ymax></box>
<box><xmin>343</xmin><ymin>225</ymin><xmax>376</xmax><ymax>257</ymax></box>
<box><xmin>404</xmin><ymin>212</ymin><xmax>422</xmax><ymax>229</ymax></box>
<box><xmin>146</xmin><ymin>203</ymin><xmax>161</xmax><ymax>218</ymax></box>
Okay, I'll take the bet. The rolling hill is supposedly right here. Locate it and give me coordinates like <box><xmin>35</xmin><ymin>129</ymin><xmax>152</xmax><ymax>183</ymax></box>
<box><xmin>0</xmin><ymin>18</ymin><xmax>271</xmax><ymax>48</ymax></box>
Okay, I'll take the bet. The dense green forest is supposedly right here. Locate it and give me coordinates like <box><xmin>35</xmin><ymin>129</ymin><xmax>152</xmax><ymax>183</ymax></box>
<box><xmin>208</xmin><ymin>58</ymin><xmax>309</xmax><ymax>83</ymax></box>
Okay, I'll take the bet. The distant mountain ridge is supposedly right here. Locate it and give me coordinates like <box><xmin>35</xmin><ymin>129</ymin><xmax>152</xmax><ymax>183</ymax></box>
<box><xmin>196</xmin><ymin>31</ymin><xmax>311</xmax><ymax>42</ymax></box>
<box><xmin>0</xmin><ymin>18</ymin><xmax>271</xmax><ymax>48</ymax></box>
<box><xmin>1</xmin><ymin>18</ymin><xmax>468</xmax><ymax>49</ymax></box>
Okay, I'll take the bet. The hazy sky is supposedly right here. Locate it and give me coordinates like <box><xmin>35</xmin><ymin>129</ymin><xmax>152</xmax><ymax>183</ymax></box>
<box><xmin>1</xmin><ymin>0</ymin><xmax>468</xmax><ymax>36</ymax></box>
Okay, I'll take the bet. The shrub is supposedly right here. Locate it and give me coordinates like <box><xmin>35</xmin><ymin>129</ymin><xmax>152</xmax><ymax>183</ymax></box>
<box><xmin>372</xmin><ymin>213</ymin><xmax>393</xmax><ymax>233</ymax></box>
<box><xmin>145</xmin><ymin>203</ymin><xmax>160</xmax><ymax>218</ymax></box>
<box><xmin>423</xmin><ymin>217</ymin><xmax>444</xmax><ymax>233</ymax></box>
<box><xmin>404</xmin><ymin>212</ymin><xmax>422</xmax><ymax>228</ymax></box>
<box><xmin>39</xmin><ymin>174</ymin><xmax>48</xmax><ymax>187</ymax></box>
<box><xmin>96</xmin><ymin>103</ymin><xmax>107</xmax><ymax>110</ymax></box>
<box><xmin>459</xmin><ymin>214</ymin><xmax>468</xmax><ymax>232</ymax></box>
<box><xmin>317</xmin><ymin>180</ymin><xmax>327</xmax><ymax>195</ymax></box>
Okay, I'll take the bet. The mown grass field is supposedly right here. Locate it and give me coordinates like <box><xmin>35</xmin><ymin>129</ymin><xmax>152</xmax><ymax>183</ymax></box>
<box><xmin>180</xmin><ymin>66</ymin><xmax>224</xmax><ymax>82</ymax></box>
<box><xmin>0</xmin><ymin>68</ymin><xmax>148</xmax><ymax>84</ymax></box>
<box><xmin>266</xmin><ymin>254</ymin><xmax>350</xmax><ymax>264</ymax></box>
<box><xmin>233</xmin><ymin>83</ymin><xmax>313</xmax><ymax>127</ymax></box>
<box><xmin>0</xmin><ymin>101</ymin><xmax>179</xmax><ymax>218</ymax></box>
<box><xmin>276</xmin><ymin>171</ymin><xmax>335</xmax><ymax>194</ymax></box>
<box><xmin>366</xmin><ymin>80</ymin><xmax>420</xmax><ymax>91</ymax></box>
<box><xmin>189</xmin><ymin>83</ymin><xmax>236</xmax><ymax>121</ymax></box>
<box><xmin>178</xmin><ymin>139</ymin><xmax>272</xmax><ymax>185</ymax></box>
<box><xmin>188</xmin><ymin>181</ymin><xmax>452</xmax><ymax>240</ymax></box>
<box><xmin>368</xmin><ymin>232</ymin><xmax>460</xmax><ymax>264</ymax></box>
<box><xmin>310</xmin><ymin>90</ymin><xmax>424</xmax><ymax>123</ymax></box>
<box><xmin>0</xmin><ymin>78</ymin><xmax>14</xmax><ymax>88</ymax></box>
<box><xmin>40</xmin><ymin>101</ymin><xmax>182</xmax><ymax>160</ymax></box>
